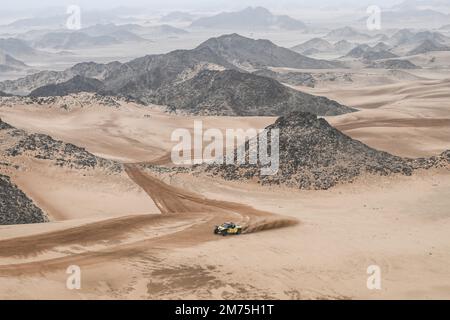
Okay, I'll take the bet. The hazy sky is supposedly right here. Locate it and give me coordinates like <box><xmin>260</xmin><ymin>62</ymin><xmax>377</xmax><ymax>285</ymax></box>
<box><xmin>3</xmin><ymin>0</ymin><xmax>402</xmax><ymax>12</ymax></box>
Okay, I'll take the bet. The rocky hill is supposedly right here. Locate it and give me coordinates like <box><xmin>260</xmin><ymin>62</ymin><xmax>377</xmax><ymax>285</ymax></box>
<box><xmin>0</xmin><ymin>118</ymin><xmax>122</xmax><ymax>172</ymax></box>
<box><xmin>0</xmin><ymin>38</ymin><xmax>39</xmax><ymax>59</ymax></box>
<box><xmin>81</xmin><ymin>23</ymin><xmax>188</xmax><ymax>37</ymax></box>
<box><xmin>0</xmin><ymin>61</ymin><xmax>122</xmax><ymax>95</ymax></box>
<box><xmin>0</xmin><ymin>46</ymin><xmax>235</xmax><ymax>98</ymax></box>
<box><xmin>390</xmin><ymin>30</ymin><xmax>449</xmax><ymax>46</ymax></box>
<box><xmin>368</xmin><ymin>59</ymin><xmax>419</xmax><ymax>69</ymax></box>
<box><xmin>0</xmin><ymin>93</ymin><xmax>131</xmax><ymax>109</ymax></box>
<box><xmin>345</xmin><ymin>44</ymin><xmax>397</xmax><ymax>61</ymax></box>
<box><xmin>0</xmin><ymin>51</ymin><xmax>30</xmax><ymax>72</ymax></box>
<box><xmin>190</xmin><ymin>7</ymin><xmax>306</xmax><ymax>30</ymax></box>
<box><xmin>0</xmin><ymin>174</ymin><xmax>49</xmax><ymax>225</ymax></box>
<box><xmin>291</xmin><ymin>38</ymin><xmax>334</xmax><ymax>54</ymax></box>
<box><xmin>29</xmin><ymin>75</ymin><xmax>107</xmax><ymax>97</ymax></box>
<box><xmin>0</xmin><ymin>33</ymin><xmax>342</xmax><ymax>102</ymax></box>
<box><xmin>334</xmin><ymin>40</ymin><xmax>355</xmax><ymax>53</ymax></box>
<box><xmin>196</xmin><ymin>34</ymin><xmax>341</xmax><ymax>70</ymax></box>
<box><xmin>407</xmin><ymin>39</ymin><xmax>450</xmax><ymax>55</ymax></box>
<box><xmin>148</xmin><ymin>70</ymin><xmax>355</xmax><ymax>116</ymax></box>
<box><xmin>0</xmin><ymin>117</ymin><xmax>125</xmax><ymax>225</ymax></box>
<box><xmin>201</xmin><ymin>112</ymin><xmax>449</xmax><ymax>189</ymax></box>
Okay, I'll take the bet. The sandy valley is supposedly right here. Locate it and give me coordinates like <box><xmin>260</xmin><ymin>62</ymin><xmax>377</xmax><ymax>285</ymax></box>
<box><xmin>0</xmin><ymin>68</ymin><xmax>449</xmax><ymax>299</ymax></box>
<box><xmin>0</xmin><ymin>1</ymin><xmax>449</xmax><ymax>301</ymax></box>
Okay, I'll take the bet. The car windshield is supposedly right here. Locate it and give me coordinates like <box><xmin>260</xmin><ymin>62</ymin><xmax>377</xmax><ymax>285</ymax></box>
<box><xmin>223</xmin><ymin>223</ymin><xmax>234</xmax><ymax>228</ymax></box>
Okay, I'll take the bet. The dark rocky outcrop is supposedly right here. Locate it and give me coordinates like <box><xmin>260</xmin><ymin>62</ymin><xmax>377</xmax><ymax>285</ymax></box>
<box><xmin>197</xmin><ymin>34</ymin><xmax>342</xmax><ymax>70</ymax></box>
<box><xmin>368</xmin><ymin>59</ymin><xmax>419</xmax><ymax>69</ymax></box>
<box><xmin>0</xmin><ymin>118</ymin><xmax>13</xmax><ymax>130</ymax></box>
<box><xmin>0</xmin><ymin>174</ymin><xmax>48</xmax><ymax>225</ymax></box>
<box><xmin>345</xmin><ymin>44</ymin><xmax>397</xmax><ymax>61</ymax></box>
<box><xmin>149</xmin><ymin>70</ymin><xmax>355</xmax><ymax>116</ymax></box>
<box><xmin>7</xmin><ymin>133</ymin><xmax>122</xmax><ymax>172</ymax></box>
<box><xmin>291</xmin><ymin>38</ymin><xmax>334</xmax><ymax>54</ymax></box>
<box><xmin>29</xmin><ymin>75</ymin><xmax>107</xmax><ymax>97</ymax></box>
<box><xmin>202</xmin><ymin>112</ymin><xmax>449</xmax><ymax>189</ymax></box>
<box><xmin>0</xmin><ymin>33</ymin><xmax>342</xmax><ymax>97</ymax></box>
<box><xmin>1</xmin><ymin>119</ymin><xmax>122</xmax><ymax>172</ymax></box>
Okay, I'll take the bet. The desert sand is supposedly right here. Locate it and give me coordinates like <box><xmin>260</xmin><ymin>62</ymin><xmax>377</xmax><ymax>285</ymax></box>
<box><xmin>0</xmin><ymin>67</ymin><xmax>449</xmax><ymax>300</ymax></box>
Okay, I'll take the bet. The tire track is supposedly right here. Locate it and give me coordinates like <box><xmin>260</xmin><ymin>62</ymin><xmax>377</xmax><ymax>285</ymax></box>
<box><xmin>0</xmin><ymin>166</ymin><xmax>297</xmax><ymax>275</ymax></box>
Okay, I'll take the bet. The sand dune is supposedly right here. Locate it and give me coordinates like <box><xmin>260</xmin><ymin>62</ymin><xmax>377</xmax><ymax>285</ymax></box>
<box><xmin>297</xmin><ymin>78</ymin><xmax>450</xmax><ymax>157</ymax></box>
<box><xmin>0</xmin><ymin>66</ymin><xmax>449</xmax><ymax>300</ymax></box>
<box><xmin>0</xmin><ymin>102</ymin><xmax>275</xmax><ymax>163</ymax></box>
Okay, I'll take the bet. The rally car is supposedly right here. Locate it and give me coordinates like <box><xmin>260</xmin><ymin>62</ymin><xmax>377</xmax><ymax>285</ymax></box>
<box><xmin>214</xmin><ymin>222</ymin><xmax>243</xmax><ymax>236</ymax></box>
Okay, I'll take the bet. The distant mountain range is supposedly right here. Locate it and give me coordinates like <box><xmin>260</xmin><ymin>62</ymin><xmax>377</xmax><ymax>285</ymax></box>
<box><xmin>407</xmin><ymin>39</ymin><xmax>450</xmax><ymax>55</ymax></box>
<box><xmin>161</xmin><ymin>11</ymin><xmax>197</xmax><ymax>22</ymax></box>
<box><xmin>0</xmin><ymin>51</ymin><xmax>30</xmax><ymax>72</ymax></box>
<box><xmin>3</xmin><ymin>9</ymin><xmax>135</xmax><ymax>30</ymax></box>
<box><xmin>81</xmin><ymin>23</ymin><xmax>188</xmax><ymax>38</ymax></box>
<box><xmin>0</xmin><ymin>34</ymin><xmax>351</xmax><ymax>117</ymax></box>
<box><xmin>0</xmin><ymin>38</ymin><xmax>40</xmax><ymax>58</ymax></box>
<box><xmin>355</xmin><ymin>1</ymin><xmax>450</xmax><ymax>28</ymax></box>
<box><xmin>389</xmin><ymin>29</ymin><xmax>449</xmax><ymax>46</ymax></box>
<box><xmin>291</xmin><ymin>38</ymin><xmax>334</xmax><ymax>53</ymax></box>
<box><xmin>380</xmin><ymin>9</ymin><xmax>450</xmax><ymax>28</ymax></box>
<box><xmin>19</xmin><ymin>23</ymin><xmax>187</xmax><ymax>50</ymax></box>
<box><xmin>190</xmin><ymin>7</ymin><xmax>306</xmax><ymax>30</ymax></box>
<box><xmin>0</xmin><ymin>33</ymin><xmax>342</xmax><ymax>95</ymax></box>
<box><xmin>28</xmin><ymin>75</ymin><xmax>107</xmax><ymax>97</ymax></box>
<box><xmin>367</xmin><ymin>59</ymin><xmax>419</xmax><ymax>69</ymax></box>
<box><xmin>32</xmin><ymin>32</ymin><xmax>121</xmax><ymax>50</ymax></box>
<box><xmin>325</xmin><ymin>27</ymin><xmax>372</xmax><ymax>41</ymax></box>
<box><xmin>197</xmin><ymin>34</ymin><xmax>341</xmax><ymax>70</ymax></box>
<box><xmin>291</xmin><ymin>38</ymin><xmax>356</xmax><ymax>55</ymax></box>
<box><xmin>345</xmin><ymin>43</ymin><xmax>397</xmax><ymax>61</ymax></box>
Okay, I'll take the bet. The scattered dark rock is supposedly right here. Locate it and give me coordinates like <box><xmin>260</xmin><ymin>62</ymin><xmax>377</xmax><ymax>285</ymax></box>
<box><xmin>0</xmin><ymin>174</ymin><xmax>48</xmax><ymax>225</ymax></box>
<box><xmin>202</xmin><ymin>112</ymin><xmax>449</xmax><ymax>190</ymax></box>
<box><xmin>0</xmin><ymin>118</ymin><xmax>13</xmax><ymax>130</ymax></box>
<box><xmin>28</xmin><ymin>75</ymin><xmax>108</xmax><ymax>97</ymax></box>
<box><xmin>367</xmin><ymin>59</ymin><xmax>419</xmax><ymax>69</ymax></box>
<box><xmin>7</xmin><ymin>133</ymin><xmax>122</xmax><ymax>172</ymax></box>
<box><xmin>1</xmin><ymin>120</ymin><xmax>122</xmax><ymax>172</ymax></box>
<box><xmin>149</xmin><ymin>69</ymin><xmax>355</xmax><ymax>116</ymax></box>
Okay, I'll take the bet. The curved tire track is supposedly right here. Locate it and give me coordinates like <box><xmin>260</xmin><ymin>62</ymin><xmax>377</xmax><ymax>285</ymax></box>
<box><xmin>0</xmin><ymin>165</ymin><xmax>297</xmax><ymax>275</ymax></box>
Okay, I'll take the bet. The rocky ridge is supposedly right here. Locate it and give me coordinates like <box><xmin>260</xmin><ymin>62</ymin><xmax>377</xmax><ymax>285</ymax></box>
<box><xmin>149</xmin><ymin>70</ymin><xmax>356</xmax><ymax>116</ymax></box>
<box><xmin>0</xmin><ymin>93</ymin><xmax>134</xmax><ymax>110</ymax></box>
<box><xmin>0</xmin><ymin>118</ymin><xmax>122</xmax><ymax>172</ymax></box>
<box><xmin>200</xmin><ymin>112</ymin><xmax>449</xmax><ymax>189</ymax></box>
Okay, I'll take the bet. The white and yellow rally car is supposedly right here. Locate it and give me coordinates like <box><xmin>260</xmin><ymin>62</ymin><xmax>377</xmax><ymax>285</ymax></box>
<box><xmin>214</xmin><ymin>222</ymin><xmax>243</xmax><ymax>236</ymax></box>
